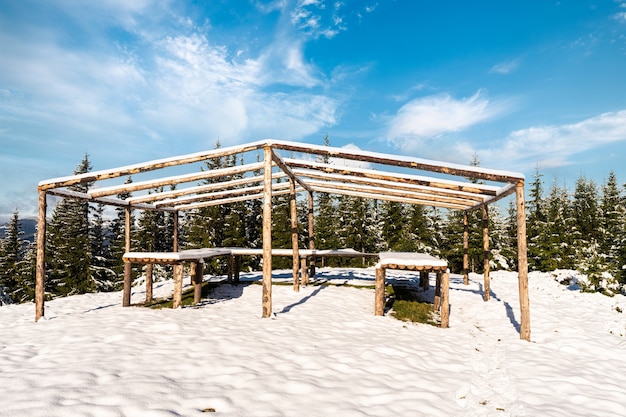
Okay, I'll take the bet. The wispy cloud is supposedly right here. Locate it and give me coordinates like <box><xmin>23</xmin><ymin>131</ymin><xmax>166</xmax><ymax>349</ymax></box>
<box><xmin>384</xmin><ymin>90</ymin><xmax>511</xmax><ymax>152</ymax></box>
<box><xmin>469</xmin><ymin>110</ymin><xmax>626</xmax><ymax>170</ymax></box>
<box><xmin>490</xmin><ymin>59</ymin><xmax>521</xmax><ymax>74</ymax></box>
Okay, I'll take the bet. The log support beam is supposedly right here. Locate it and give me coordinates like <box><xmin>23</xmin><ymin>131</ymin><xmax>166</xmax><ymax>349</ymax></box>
<box><xmin>308</xmin><ymin>190</ymin><xmax>316</xmax><ymax>278</ymax></box>
<box><xmin>483</xmin><ymin>205</ymin><xmax>490</xmax><ymax>301</ymax></box>
<box><xmin>262</xmin><ymin>145</ymin><xmax>273</xmax><ymax>318</ymax></box>
<box><xmin>463</xmin><ymin>210</ymin><xmax>469</xmax><ymax>285</ymax></box>
<box><xmin>374</xmin><ymin>266</ymin><xmax>385</xmax><ymax>316</ymax></box>
<box><xmin>516</xmin><ymin>181</ymin><xmax>531</xmax><ymax>341</ymax></box>
<box><xmin>290</xmin><ymin>179</ymin><xmax>300</xmax><ymax>292</ymax></box>
<box><xmin>145</xmin><ymin>263</ymin><xmax>153</xmax><ymax>303</ymax></box>
<box><xmin>192</xmin><ymin>261</ymin><xmax>204</xmax><ymax>305</ymax></box>
<box><xmin>173</xmin><ymin>264</ymin><xmax>183</xmax><ymax>309</ymax></box>
<box><xmin>123</xmin><ymin>207</ymin><xmax>132</xmax><ymax>307</ymax></box>
<box><xmin>35</xmin><ymin>190</ymin><xmax>47</xmax><ymax>322</ymax></box>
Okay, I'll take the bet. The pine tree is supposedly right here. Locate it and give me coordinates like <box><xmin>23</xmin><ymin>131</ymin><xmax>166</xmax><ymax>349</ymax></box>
<box><xmin>599</xmin><ymin>172</ymin><xmax>623</xmax><ymax>276</ymax></box>
<box><xmin>311</xmin><ymin>135</ymin><xmax>337</xmax><ymax>252</ymax></box>
<box><xmin>271</xmin><ymin>178</ymin><xmax>293</xmax><ymax>269</ymax></box>
<box><xmin>526</xmin><ymin>168</ymin><xmax>550</xmax><ymax>271</ymax></box>
<box><xmin>46</xmin><ymin>154</ymin><xmax>94</xmax><ymax>297</ymax></box>
<box><xmin>380</xmin><ymin>200</ymin><xmax>404</xmax><ymax>251</ymax></box>
<box><xmin>545</xmin><ymin>179</ymin><xmax>574</xmax><ymax>269</ymax></box>
<box><xmin>108</xmin><ymin>177</ymin><xmax>134</xmax><ymax>289</ymax></box>
<box><xmin>89</xmin><ymin>203</ymin><xmax>116</xmax><ymax>291</ymax></box>
<box><xmin>0</xmin><ymin>210</ymin><xmax>22</xmax><ymax>297</ymax></box>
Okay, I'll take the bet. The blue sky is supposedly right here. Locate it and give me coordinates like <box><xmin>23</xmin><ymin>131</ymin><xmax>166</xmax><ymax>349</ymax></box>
<box><xmin>2</xmin><ymin>0</ymin><xmax>626</xmax><ymax>221</ymax></box>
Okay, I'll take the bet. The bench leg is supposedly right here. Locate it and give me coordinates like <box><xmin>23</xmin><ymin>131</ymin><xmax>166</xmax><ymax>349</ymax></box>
<box><xmin>173</xmin><ymin>264</ymin><xmax>183</xmax><ymax>309</ymax></box>
<box><xmin>123</xmin><ymin>261</ymin><xmax>132</xmax><ymax>307</ymax></box>
<box><xmin>227</xmin><ymin>255</ymin><xmax>234</xmax><ymax>284</ymax></box>
<box><xmin>234</xmin><ymin>255</ymin><xmax>241</xmax><ymax>284</ymax></box>
<box><xmin>434</xmin><ymin>271</ymin><xmax>442</xmax><ymax>311</ymax></box>
<box><xmin>192</xmin><ymin>262</ymin><xmax>203</xmax><ymax>305</ymax></box>
<box><xmin>145</xmin><ymin>263</ymin><xmax>153</xmax><ymax>303</ymax></box>
<box><xmin>301</xmin><ymin>257</ymin><xmax>309</xmax><ymax>285</ymax></box>
<box><xmin>419</xmin><ymin>271</ymin><xmax>429</xmax><ymax>291</ymax></box>
<box><xmin>440</xmin><ymin>271</ymin><xmax>450</xmax><ymax>328</ymax></box>
<box><xmin>375</xmin><ymin>266</ymin><xmax>386</xmax><ymax>316</ymax></box>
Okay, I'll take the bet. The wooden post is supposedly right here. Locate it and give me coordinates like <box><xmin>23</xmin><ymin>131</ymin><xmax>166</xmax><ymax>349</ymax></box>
<box><xmin>262</xmin><ymin>145</ymin><xmax>273</xmax><ymax>318</ymax></box>
<box><xmin>173</xmin><ymin>210</ymin><xmax>179</xmax><ymax>252</ymax></box>
<box><xmin>419</xmin><ymin>271</ymin><xmax>429</xmax><ymax>290</ymax></box>
<box><xmin>375</xmin><ymin>266</ymin><xmax>385</xmax><ymax>316</ymax></box>
<box><xmin>227</xmin><ymin>255</ymin><xmax>234</xmax><ymax>284</ymax></box>
<box><xmin>300</xmin><ymin>257</ymin><xmax>309</xmax><ymax>285</ymax></box>
<box><xmin>516</xmin><ymin>181</ymin><xmax>531</xmax><ymax>341</ymax></box>
<box><xmin>145</xmin><ymin>263</ymin><xmax>153</xmax><ymax>303</ymax></box>
<box><xmin>192</xmin><ymin>261</ymin><xmax>203</xmax><ymax>305</ymax></box>
<box><xmin>463</xmin><ymin>210</ymin><xmax>469</xmax><ymax>285</ymax></box>
<box><xmin>234</xmin><ymin>255</ymin><xmax>241</xmax><ymax>284</ymax></box>
<box><xmin>434</xmin><ymin>271</ymin><xmax>442</xmax><ymax>311</ymax></box>
<box><xmin>483</xmin><ymin>204</ymin><xmax>490</xmax><ymax>301</ymax></box>
<box><xmin>440</xmin><ymin>270</ymin><xmax>450</xmax><ymax>328</ymax></box>
<box><xmin>290</xmin><ymin>179</ymin><xmax>300</xmax><ymax>292</ymax></box>
<box><xmin>123</xmin><ymin>207</ymin><xmax>132</xmax><ymax>307</ymax></box>
<box><xmin>173</xmin><ymin>263</ymin><xmax>183</xmax><ymax>308</ymax></box>
<box><xmin>308</xmin><ymin>190</ymin><xmax>316</xmax><ymax>277</ymax></box>
<box><xmin>35</xmin><ymin>190</ymin><xmax>47</xmax><ymax>322</ymax></box>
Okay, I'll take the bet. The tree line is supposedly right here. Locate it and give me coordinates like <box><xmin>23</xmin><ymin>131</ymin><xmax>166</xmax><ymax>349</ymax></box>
<box><xmin>2</xmin><ymin>146</ymin><xmax>626</xmax><ymax>305</ymax></box>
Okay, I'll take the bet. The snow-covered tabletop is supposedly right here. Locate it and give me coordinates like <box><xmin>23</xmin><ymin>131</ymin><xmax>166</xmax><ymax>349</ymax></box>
<box><xmin>377</xmin><ymin>251</ymin><xmax>448</xmax><ymax>268</ymax></box>
<box><xmin>123</xmin><ymin>248</ymin><xmax>233</xmax><ymax>262</ymax></box>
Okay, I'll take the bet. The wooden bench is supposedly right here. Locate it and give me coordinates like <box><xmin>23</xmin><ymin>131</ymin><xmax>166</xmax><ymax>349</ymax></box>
<box><xmin>123</xmin><ymin>249</ymin><xmax>233</xmax><ymax>308</ymax></box>
<box><xmin>374</xmin><ymin>252</ymin><xmax>450</xmax><ymax>328</ymax></box>
<box><xmin>123</xmin><ymin>248</ymin><xmax>377</xmax><ymax>308</ymax></box>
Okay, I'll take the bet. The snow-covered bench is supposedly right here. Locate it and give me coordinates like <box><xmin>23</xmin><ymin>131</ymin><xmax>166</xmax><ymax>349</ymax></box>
<box><xmin>375</xmin><ymin>252</ymin><xmax>450</xmax><ymax>328</ymax></box>
<box><xmin>123</xmin><ymin>247</ymin><xmax>377</xmax><ymax>308</ymax></box>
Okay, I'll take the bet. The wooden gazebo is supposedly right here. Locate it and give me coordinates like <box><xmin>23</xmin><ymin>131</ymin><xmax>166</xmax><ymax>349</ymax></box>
<box><xmin>35</xmin><ymin>140</ymin><xmax>530</xmax><ymax>340</ymax></box>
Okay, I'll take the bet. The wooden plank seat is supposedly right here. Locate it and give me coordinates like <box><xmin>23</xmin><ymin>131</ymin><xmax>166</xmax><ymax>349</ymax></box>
<box><xmin>374</xmin><ymin>252</ymin><xmax>450</xmax><ymax>328</ymax></box>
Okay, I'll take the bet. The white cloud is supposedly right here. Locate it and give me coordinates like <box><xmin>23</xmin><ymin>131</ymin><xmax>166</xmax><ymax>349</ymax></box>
<box><xmin>470</xmin><ymin>110</ymin><xmax>626</xmax><ymax>170</ymax></box>
<box><xmin>490</xmin><ymin>59</ymin><xmax>520</xmax><ymax>74</ymax></box>
<box><xmin>384</xmin><ymin>90</ymin><xmax>510</xmax><ymax>151</ymax></box>
<box><xmin>614</xmin><ymin>11</ymin><xmax>626</xmax><ymax>22</ymax></box>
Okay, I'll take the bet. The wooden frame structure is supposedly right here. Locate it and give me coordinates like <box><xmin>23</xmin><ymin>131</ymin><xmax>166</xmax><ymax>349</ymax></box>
<box><xmin>34</xmin><ymin>139</ymin><xmax>530</xmax><ymax>341</ymax></box>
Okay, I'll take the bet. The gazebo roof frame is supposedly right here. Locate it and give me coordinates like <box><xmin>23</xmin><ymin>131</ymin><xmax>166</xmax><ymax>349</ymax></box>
<box><xmin>38</xmin><ymin>139</ymin><xmax>524</xmax><ymax>211</ymax></box>
<box><xmin>34</xmin><ymin>139</ymin><xmax>530</xmax><ymax>341</ymax></box>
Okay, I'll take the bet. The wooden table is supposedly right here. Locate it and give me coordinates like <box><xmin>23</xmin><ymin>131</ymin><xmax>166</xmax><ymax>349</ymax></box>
<box><xmin>375</xmin><ymin>252</ymin><xmax>450</xmax><ymax>328</ymax></box>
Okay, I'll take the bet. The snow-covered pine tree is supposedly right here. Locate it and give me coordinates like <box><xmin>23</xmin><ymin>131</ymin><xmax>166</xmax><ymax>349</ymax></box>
<box><xmin>0</xmin><ymin>209</ymin><xmax>23</xmax><ymax>299</ymax></box>
<box><xmin>107</xmin><ymin>177</ymin><xmax>135</xmax><ymax>289</ymax></box>
<box><xmin>46</xmin><ymin>154</ymin><xmax>94</xmax><ymax>297</ymax></box>
<box><xmin>599</xmin><ymin>172</ymin><xmax>623</xmax><ymax>278</ymax></box>
<box><xmin>380</xmin><ymin>200</ymin><xmax>404</xmax><ymax>251</ymax></box>
<box><xmin>136</xmin><ymin>187</ymin><xmax>176</xmax><ymax>281</ymax></box>
<box><xmin>13</xmin><ymin>240</ymin><xmax>36</xmax><ymax>303</ymax></box>
<box><xmin>526</xmin><ymin>168</ymin><xmax>551</xmax><ymax>271</ymax></box>
<box><xmin>502</xmin><ymin>200</ymin><xmax>519</xmax><ymax>271</ymax></box>
<box><xmin>271</xmin><ymin>177</ymin><xmax>293</xmax><ymax>269</ymax></box>
<box><xmin>335</xmin><ymin>195</ymin><xmax>378</xmax><ymax>267</ymax></box>
<box><xmin>571</xmin><ymin>175</ymin><xmax>608</xmax><ymax>291</ymax></box>
<box><xmin>89</xmin><ymin>203</ymin><xmax>117</xmax><ymax>291</ymax></box>
<box><xmin>314</xmin><ymin>136</ymin><xmax>339</xmax><ymax>252</ymax></box>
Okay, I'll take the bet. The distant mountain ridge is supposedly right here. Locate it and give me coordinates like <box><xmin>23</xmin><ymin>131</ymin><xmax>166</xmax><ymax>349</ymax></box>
<box><xmin>0</xmin><ymin>218</ymin><xmax>37</xmax><ymax>243</ymax></box>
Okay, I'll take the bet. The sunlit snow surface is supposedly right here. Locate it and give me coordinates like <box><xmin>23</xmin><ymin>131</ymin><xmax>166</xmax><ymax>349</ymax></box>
<box><xmin>1</xmin><ymin>269</ymin><xmax>625</xmax><ymax>417</ymax></box>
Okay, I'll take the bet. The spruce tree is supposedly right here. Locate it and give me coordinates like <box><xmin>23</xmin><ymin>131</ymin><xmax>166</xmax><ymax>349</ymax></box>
<box><xmin>108</xmin><ymin>177</ymin><xmax>134</xmax><ymax>289</ymax></box>
<box><xmin>526</xmin><ymin>168</ymin><xmax>550</xmax><ymax>271</ymax></box>
<box><xmin>89</xmin><ymin>203</ymin><xmax>116</xmax><ymax>291</ymax></box>
<box><xmin>599</xmin><ymin>172</ymin><xmax>623</xmax><ymax>276</ymax></box>
<box><xmin>380</xmin><ymin>200</ymin><xmax>404</xmax><ymax>251</ymax></box>
<box><xmin>0</xmin><ymin>210</ymin><xmax>22</xmax><ymax>296</ymax></box>
<box><xmin>46</xmin><ymin>154</ymin><xmax>94</xmax><ymax>297</ymax></box>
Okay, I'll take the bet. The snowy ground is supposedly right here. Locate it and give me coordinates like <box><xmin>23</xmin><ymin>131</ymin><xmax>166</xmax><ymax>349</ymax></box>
<box><xmin>1</xmin><ymin>268</ymin><xmax>625</xmax><ymax>417</ymax></box>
